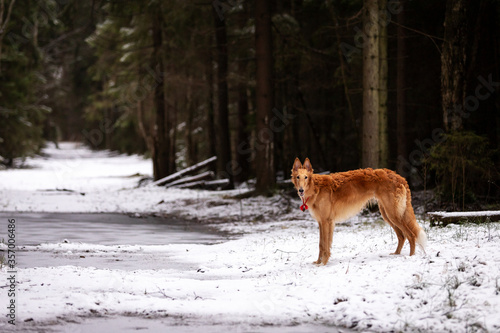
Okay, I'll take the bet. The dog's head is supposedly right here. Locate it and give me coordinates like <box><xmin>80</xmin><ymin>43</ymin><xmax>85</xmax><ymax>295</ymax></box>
<box><xmin>291</xmin><ymin>157</ymin><xmax>314</xmax><ymax>198</ymax></box>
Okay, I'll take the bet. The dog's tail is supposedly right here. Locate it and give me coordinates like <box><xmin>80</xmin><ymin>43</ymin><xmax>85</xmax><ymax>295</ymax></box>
<box><xmin>416</xmin><ymin>228</ymin><xmax>427</xmax><ymax>254</ymax></box>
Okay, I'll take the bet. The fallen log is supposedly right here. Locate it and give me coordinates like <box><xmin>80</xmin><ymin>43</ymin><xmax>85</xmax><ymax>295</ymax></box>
<box><xmin>173</xmin><ymin>178</ymin><xmax>230</xmax><ymax>189</ymax></box>
<box><xmin>38</xmin><ymin>188</ymin><xmax>86</xmax><ymax>196</ymax></box>
<box><xmin>149</xmin><ymin>156</ymin><xmax>217</xmax><ymax>187</ymax></box>
<box><xmin>165</xmin><ymin>171</ymin><xmax>215</xmax><ymax>188</ymax></box>
<box><xmin>428</xmin><ymin>211</ymin><xmax>500</xmax><ymax>226</ymax></box>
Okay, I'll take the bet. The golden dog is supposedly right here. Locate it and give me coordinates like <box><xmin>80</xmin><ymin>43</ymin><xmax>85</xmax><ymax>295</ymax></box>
<box><xmin>292</xmin><ymin>158</ymin><xmax>427</xmax><ymax>265</ymax></box>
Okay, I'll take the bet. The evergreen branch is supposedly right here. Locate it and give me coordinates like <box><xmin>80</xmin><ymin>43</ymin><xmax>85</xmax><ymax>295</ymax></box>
<box><xmin>391</xmin><ymin>20</ymin><xmax>443</xmax><ymax>55</ymax></box>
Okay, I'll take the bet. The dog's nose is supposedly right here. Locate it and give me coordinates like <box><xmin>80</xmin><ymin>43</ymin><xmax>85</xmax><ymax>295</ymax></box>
<box><xmin>299</xmin><ymin>188</ymin><xmax>304</xmax><ymax>193</ymax></box>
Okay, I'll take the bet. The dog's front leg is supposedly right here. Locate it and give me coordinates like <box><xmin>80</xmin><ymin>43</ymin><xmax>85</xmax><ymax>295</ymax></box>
<box><xmin>314</xmin><ymin>219</ymin><xmax>328</xmax><ymax>265</ymax></box>
<box><xmin>321</xmin><ymin>220</ymin><xmax>334</xmax><ymax>265</ymax></box>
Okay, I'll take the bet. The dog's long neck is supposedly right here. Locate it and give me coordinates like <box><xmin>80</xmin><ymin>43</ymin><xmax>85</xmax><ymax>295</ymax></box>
<box><xmin>306</xmin><ymin>173</ymin><xmax>336</xmax><ymax>204</ymax></box>
<box><xmin>302</xmin><ymin>173</ymin><xmax>319</xmax><ymax>202</ymax></box>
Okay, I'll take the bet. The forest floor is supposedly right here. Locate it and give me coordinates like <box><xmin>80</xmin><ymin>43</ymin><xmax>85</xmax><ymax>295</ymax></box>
<box><xmin>0</xmin><ymin>142</ymin><xmax>499</xmax><ymax>332</ymax></box>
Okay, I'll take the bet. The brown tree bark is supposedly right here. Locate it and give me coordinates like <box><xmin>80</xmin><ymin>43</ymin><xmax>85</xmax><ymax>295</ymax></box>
<box><xmin>362</xmin><ymin>0</ymin><xmax>380</xmax><ymax>168</ymax></box>
<box><xmin>255</xmin><ymin>0</ymin><xmax>275</xmax><ymax>193</ymax></box>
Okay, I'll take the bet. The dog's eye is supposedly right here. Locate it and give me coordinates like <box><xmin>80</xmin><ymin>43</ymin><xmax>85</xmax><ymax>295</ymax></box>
<box><xmin>296</xmin><ymin>176</ymin><xmax>299</xmax><ymax>179</ymax></box>
<box><xmin>305</xmin><ymin>176</ymin><xmax>308</xmax><ymax>179</ymax></box>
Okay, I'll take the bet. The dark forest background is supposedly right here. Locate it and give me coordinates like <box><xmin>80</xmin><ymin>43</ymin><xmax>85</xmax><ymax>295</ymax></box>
<box><xmin>0</xmin><ymin>0</ymin><xmax>499</xmax><ymax>209</ymax></box>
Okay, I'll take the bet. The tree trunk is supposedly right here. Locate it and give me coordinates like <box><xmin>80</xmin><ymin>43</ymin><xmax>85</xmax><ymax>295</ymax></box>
<box><xmin>151</xmin><ymin>8</ymin><xmax>170</xmax><ymax>180</ymax></box>
<box><xmin>362</xmin><ymin>0</ymin><xmax>380</xmax><ymax>168</ymax></box>
<box><xmin>137</xmin><ymin>99</ymin><xmax>154</xmax><ymax>155</ymax></box>
<box><xmin>396</xmin><ymin>0</ymin><xmax>407</xmax><ymax>160</ymax></box>
<box><xmin>378</xmin><ymin>0</ymin><xmax>389</xmax><ymax>168</ymax></box>
<box><xmin>206</xmin><ymin>44</ymin><xmax>217</xmax><ymax>159</ymax></box>
<box><xmin>185</xmin><ymin>76</ymin><xmax>197</xmax><ymax>166</ymax></box>
<box><xmin>0</xmin><ymin>37</ymin><xmax>3</xmax><ymax>74</ymax></box>
<box><xmin>441</xmin><ymin>0</ymin><xmax>467</xmax><ymax>132</ymax></box>
<box><xmin>169</xmin><ymin>99</ymin><xmax>177</xmax><ymax>173</ymax></box>
<box><xmin>213</xmin><ymin>6</ymin><xmax>233</xmax><ymax>188</ymax></box>
<box><xmin>235</xmin><ymin>59</ymin><xmax>250</xmax><ymax>184</ymax></box>
<box><xmin>234</xmin><ymin>6</ymin><xmax>250</xmax><ymax>185</ymax></box>
<box><xmin>255</xmin><ymin>0</ymin><xmax>275</xmax><ymax>194</ymax></box>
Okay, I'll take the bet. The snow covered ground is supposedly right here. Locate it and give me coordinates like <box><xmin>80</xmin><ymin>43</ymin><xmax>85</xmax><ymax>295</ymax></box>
<box><xmin>1</xmin><ymin>142</ymin><xmax>500</xmax><ymax>332</ymax></box>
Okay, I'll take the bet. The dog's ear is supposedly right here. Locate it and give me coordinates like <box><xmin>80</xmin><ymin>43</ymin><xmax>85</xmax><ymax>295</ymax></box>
<box><xmin>292</xmin><ymin>157</ymin><xmax>302</xmax><ymax>172</ymax></box>
<box><xmin>303</xmin><ymin>158</ymin><xmax>313</xmax><ymax>173</ymax></box>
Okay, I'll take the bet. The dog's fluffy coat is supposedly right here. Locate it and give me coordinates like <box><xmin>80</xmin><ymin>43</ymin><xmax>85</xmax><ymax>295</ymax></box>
<box><xmin>291</xmin><ymin>158</ymin><xmax>427</xmax><ymax>265</ymax></box>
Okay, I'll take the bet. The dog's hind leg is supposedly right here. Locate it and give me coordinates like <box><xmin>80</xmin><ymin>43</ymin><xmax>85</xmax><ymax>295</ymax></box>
<box><xmin>379</xmin><ymin>203</ymin><xmax>406</xmax><ymax>255</ymax></box>
<box><xmin>405</xmin><ymin>213</ymin><xmax>420</xmax><ymax>256</ymax></box>
<box><xmin>408</xmin><ymin>233</ymin><xmax>416</xmax><ymax>256</ymax></box>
